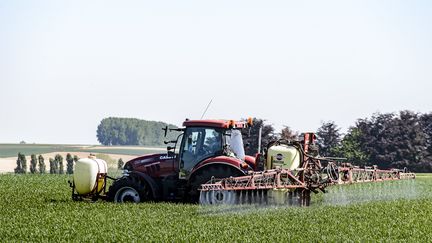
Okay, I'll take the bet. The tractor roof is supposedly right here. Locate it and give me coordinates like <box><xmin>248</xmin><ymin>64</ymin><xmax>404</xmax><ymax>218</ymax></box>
<box><xmin>182</xmin><ymin>119</ymin><xmax>251</xmax><ymax>129</ymax></box>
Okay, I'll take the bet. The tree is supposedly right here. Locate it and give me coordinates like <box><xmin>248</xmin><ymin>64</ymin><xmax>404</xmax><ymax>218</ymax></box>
<box><xmin>420</xmin><ymin>113</ymin><xmax>432</xmax><ymax>162</ymax></box>
<box><xmin>333</xmin><ymin>127</ymin><xmax>369</xmax><ymax>165</ymax></box>
<box><xmin>242</xmin><ymin>118</ymin><xmax>276</xmax><ymax>155</ymax></box>
<box><xmin>14</xmin><ymin>153</ymin><xmax>24</xmax><ymax>174</ymax></box>
<box><xmin>354</xmin><ymin>113</ymin><xmax>395</xmax><ymax>168</ymax></box>
<box><xmin>21</xmin><ymin>153</ymin><xmax>27</xmax><ymax>173</ymax></box>
<box><xmin>38</xmin><ymin>155</ymin><xmax>46</xmax><ymax>174</ymax></box>
<box><xmin>117</xmin><ymin>158</ymin><xmax>124</xmax><ymax>170</ymax></box>
<box><xmin>280</xmin><ymin>126</ymin><xmax>298</xmax><ymax>141</ymax></box>
<box><xmin>49</xmin><ymin>158</ymin><xmax>56</xmax><ymax>174</ymax></box>
<box><xmin>316</xmin><ymin>121</ymin><xmax>341</xmax><ymax>157</ymax></box>
<box><xmin>30</xmin><ymin>154</ymin><xmax>37</xmax><ymax>174</ymax></box>
<box><xmin>66</xmin><ymin>153</ymin><xmax>74</xmax><ymax>174</ymax></box>
<box><xmin>56</xmin><ymin>154</ymin><xmax>64</xmax><ymax>174</ymax></box>
<box><xmin>349</xmin><ymin>111</ymin><xmax>429</xmax><ymax>171</ymax></box>
<box><xmin>390</xmin><ymin>111</ymin><xmax>428</xmax><ymax>169</ymax></box>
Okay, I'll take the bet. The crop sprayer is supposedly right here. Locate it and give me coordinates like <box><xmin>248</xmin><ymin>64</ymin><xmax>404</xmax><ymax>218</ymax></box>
<box><xmin>69</xmin><ymin>118</ymin><xmax>415</xmax><ymax>206</ymax></box>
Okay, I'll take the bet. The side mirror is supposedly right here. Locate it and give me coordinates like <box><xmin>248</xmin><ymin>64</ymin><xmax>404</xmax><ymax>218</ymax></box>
<box><xmin>167</xmin><ymin>146</ymin><xmax>175</xmax><ymax>151</ymax></box>
<box><xmin>162</xmin><ymin>126</ymin><xmax>168</xmax><ymax>137</ymax></box>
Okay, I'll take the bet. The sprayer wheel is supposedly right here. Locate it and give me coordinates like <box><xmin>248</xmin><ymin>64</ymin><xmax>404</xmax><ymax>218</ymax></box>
<box><xmin>189</xmin><ymin>165</ymin><xmax>244</xmax><ymax>203</ymax></box>
<box><xmin>107</xmin><ymin>176</ymin><xmax>151</xmax><ymax>203</ymax></box>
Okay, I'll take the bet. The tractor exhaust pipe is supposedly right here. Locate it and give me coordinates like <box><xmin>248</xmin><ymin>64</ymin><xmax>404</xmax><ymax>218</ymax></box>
<box><xmin>257</xmin><ymin>125</ymin><xmax>262</xmax><ymax>153</ymax></box>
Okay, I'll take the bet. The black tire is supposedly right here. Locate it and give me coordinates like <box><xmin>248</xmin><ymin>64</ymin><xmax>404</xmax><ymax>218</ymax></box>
<box><xmin>188</xmin><ymin>165</ymin><xmax>244</xmax><ymax>203</ymax></box>
<box><xmin>107</xmin><ymin>176</ymin><xmax>152</xmax><ymax>203</ymax></box>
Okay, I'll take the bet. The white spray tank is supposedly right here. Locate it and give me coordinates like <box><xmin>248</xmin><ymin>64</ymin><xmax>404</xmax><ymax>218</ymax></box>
<box><xmin>73</xmin><ymin>155</ymin><xmax>108</xmax><ymax>195</ymax></box>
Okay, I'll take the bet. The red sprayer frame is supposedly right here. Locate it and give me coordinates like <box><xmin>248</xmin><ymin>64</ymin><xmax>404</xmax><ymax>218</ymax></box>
<box><xmin>199</xmin><ymin>133</ymin><xmax>416</xmax><ymax>206</ymax></box>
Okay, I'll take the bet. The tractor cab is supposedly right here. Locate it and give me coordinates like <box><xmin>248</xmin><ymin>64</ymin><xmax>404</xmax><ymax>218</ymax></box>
<box><xmin>166</xmin><ymin>119</ymin><xmax>252</xmax><ymax>180</ymax></box>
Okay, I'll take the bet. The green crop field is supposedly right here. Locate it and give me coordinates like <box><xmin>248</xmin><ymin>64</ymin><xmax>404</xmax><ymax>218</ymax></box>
<box><xmin>0</xmin><ymin>144</ymin><xmax>165</xmax><ymax>158</ymax></box>
<box><xmin>0</xmin><ymin>174</ymin><xmax>431</xmax><ymax>242</ymax></box>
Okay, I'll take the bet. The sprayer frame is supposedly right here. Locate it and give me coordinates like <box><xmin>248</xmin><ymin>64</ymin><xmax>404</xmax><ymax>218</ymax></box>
<box><xmin>68</xmin><ymin>174</ymin><xmax>116</xmax><ymax>201</ymax></box>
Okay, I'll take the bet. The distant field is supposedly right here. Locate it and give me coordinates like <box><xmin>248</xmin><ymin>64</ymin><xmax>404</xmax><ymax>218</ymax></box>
<box><xmin>0</xmin><ymin>144</ymin><xmax>166</xmax><ymax>158</ymax></box>
<box><xmin>0</xmin><ymin>175</ymin><xmax>431</xmax><ymax>241</ymax></box>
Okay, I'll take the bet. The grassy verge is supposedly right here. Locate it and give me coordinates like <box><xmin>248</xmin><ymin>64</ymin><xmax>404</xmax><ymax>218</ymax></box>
<box><xmin>0</xmin><ymin>174</ymin><xmax>431</xmax><ymax>241</ymax></box>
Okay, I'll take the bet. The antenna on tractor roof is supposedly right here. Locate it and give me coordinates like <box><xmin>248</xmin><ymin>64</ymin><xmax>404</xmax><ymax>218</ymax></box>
<box><xmin>200</xmin><ymin>98</ymin><xmax>213</xmax><ymax>119</ymax></box>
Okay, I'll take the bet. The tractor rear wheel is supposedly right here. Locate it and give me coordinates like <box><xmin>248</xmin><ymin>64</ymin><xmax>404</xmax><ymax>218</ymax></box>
<box><xmin>107</xmin><ymin>176</ymin><xmax>151</xmax><ymax>203</ymax></box>
<box><xmin>189</xmin><ymin>165</ymin><xmax>243</xmax><ymax>203</ymax></box>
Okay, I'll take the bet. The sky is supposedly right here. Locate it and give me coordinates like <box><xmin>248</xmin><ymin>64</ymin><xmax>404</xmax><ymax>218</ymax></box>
<box><xmin>0</xmin><ymin>0</ymin><xmax>431</xmax><ymax>144</ymax></box>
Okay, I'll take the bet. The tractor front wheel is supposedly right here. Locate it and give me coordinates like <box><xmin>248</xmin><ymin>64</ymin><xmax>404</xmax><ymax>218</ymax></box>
<box><xmin>107</xmin><ymin>176</ymin><xmax>151</xmax><ymax>203</ymax></box>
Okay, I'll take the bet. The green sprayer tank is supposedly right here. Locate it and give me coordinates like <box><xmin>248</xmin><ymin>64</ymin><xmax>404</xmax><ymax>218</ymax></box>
<box><xmin>266</xmin><ymin>144</ymin><xmax>301</xmax><ymax>170</ymax></box>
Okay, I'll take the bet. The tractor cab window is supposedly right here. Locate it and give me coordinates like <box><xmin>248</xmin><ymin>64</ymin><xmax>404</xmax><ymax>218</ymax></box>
<box><xmin>174</xmin><ymin>133</ymin><xmax>183</xmax><ymax>153</ymax></box>
<box><xmin>230</xmin><ymin>129</ymin><xmax>245</xmax><ymax>160</ymax></box>
<box><xmin>179</xmin><ymin>127</ymin><xmax>223</xmax><ymax>178</ymax></box>
<box><xmin>223</xmin><ymin>129</ymin><xmax>245</xmax><ymax>160</ymax></box>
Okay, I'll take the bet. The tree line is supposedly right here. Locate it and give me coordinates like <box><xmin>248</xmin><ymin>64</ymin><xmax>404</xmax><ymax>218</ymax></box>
<box><xmin>244</xmin><ymin>111</ymin><xmax>432</xmax><ymax>172</ymax></box>
<box><xmin>97</xmin><ymin>117</ymin><xmax>179</xmax><ymax>146</ymax></box>
<box><xmin>15</xmin><ymin>153</ymin><xmax>79</xmax><ymax>174</ymax></box>
<box><xmin>94</xmin><ymin>112</ymin><xmax>431</xmax><ymax>172</ymax></box>
<box><xmin>14</xmin><ymin>153</ymin><xmax>126</xmax><ymax>174</ymax></box>
<box><xmin>317</xmin><ymin>111</ymin><xmax>432</xmax><ymax>172</ymax></box>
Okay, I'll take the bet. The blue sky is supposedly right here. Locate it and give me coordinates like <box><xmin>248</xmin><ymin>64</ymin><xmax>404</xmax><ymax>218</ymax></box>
<box><xmin>1</xmin><ymin>0</ymin><xmax>431</xmax><ymax>144</ymax></box>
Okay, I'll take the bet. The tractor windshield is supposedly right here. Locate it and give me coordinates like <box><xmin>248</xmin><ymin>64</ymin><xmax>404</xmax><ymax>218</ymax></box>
<box><xmin>179</xmin><ymin>127</ymin><xmax>223</xmax><ymax>177</ymax></box>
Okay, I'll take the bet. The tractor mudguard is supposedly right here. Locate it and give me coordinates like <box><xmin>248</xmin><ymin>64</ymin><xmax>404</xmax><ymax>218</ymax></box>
<box><xmin>190</xmin><ymin>162</ymin><xmax>245</xmax><ymax>179</ymax></box>
<box><xmin>188</xmin><ymin>162</ymin><xmax>246</xmax><ymax>188</ymax></box>
<box><xmin>191</xmin><ymin>156</ymin><xmax>246</xmax><ymax>175</ymax></box>
<box><xmin>129</xmin><ymin>171</ymin><xmax>161</xmax><ymax>200</ymax></box>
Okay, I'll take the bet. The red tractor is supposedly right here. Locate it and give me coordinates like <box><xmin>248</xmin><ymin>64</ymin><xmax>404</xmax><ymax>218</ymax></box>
<box><xmin>106</xmin><ymin>118</ymin><xmax>257</xmax><ymax>203</ymax></box>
